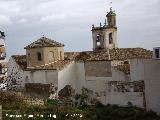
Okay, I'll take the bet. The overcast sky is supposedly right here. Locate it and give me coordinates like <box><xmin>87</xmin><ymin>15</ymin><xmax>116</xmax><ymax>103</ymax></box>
<box><xmin>0</xmin><ymin>0</ymin><xmax>160</xmax><ymax>57</ymax></box>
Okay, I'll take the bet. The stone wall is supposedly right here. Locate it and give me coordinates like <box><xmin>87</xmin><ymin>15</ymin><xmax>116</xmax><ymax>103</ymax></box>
<box><xmin>85</xmin><ymin>61</ymin><xmax>112</xmax><ymax>77</ymax></box>
<box><xmin>26</xmin><ymin>47</ymin><xmax>64</xmax><ymax>67</ymax></box>
<box><xmin>26</xmin><ymin>47</ymin><xmax>45</xmax><ymax>67</ymax></box>
<box><xmin>25</xmin><ymin>83</ymin><xmax>51</xmax><ymax>98</ymax></box>
<box><xmin>104</xmin><ymin>80</ymin><xmax>144</xmax><ymax>107</ymax></box>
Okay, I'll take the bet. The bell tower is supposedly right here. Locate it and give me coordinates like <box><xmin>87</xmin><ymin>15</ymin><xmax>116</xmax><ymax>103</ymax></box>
<box><xmin>92</xmin><ymin>7</ymin><xmax>118</xmax><ymax>51</ymax></box>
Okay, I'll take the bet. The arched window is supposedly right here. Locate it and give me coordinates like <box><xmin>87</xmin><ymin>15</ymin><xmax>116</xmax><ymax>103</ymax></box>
<box><xmin>109</xmin><ymin>33</ymin><xmax>113</xmax><ymax>44</ymax></box>
<box><xmin>37</xmin><ymin>52</ymin><xmax>42</xmax><ymax>61</ymax></box>
<box><xmin>96</xmin><ymin>34</ymin><xmax>101</xmax><ymax>46</ymax></box>
<box><xmin>48</xmin><ymin>51</ymin><xmax>54</xmax><ymax>62</ymax></box>
<box><xmin>60</xmin><ymin>51</ymin><xmax>62</xmax><ymax>60</ymax></box>
<box><xmin>28</xmin><ymin>53</ymin><xmax>30</xmax><ymax>59</ymax></box>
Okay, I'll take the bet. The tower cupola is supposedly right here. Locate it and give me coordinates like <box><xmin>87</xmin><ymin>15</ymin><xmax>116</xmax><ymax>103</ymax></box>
<box><xmin>91</xmin><ymin>8</ymin><xmax>118</xmax><ymax>51</ymax></box>
<box><xmin>106</xmin><ymin>7</ymin><xmax>116</xmax><ymax>27</ymax></box>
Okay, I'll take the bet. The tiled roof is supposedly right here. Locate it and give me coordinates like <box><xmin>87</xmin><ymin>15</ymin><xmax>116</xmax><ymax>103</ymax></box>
<box><xmin>26</xmin><ymin>60</ymin><xmax>72</xmax><ymax>71</ymax></box>
<box><xmin>114</xmin><ymin>64</ymin><xmax>130</xmax><ymax>75</ymax></box>
<box><xmin>12</xmin><ymin>48</ymin><xmax>152</xmax><ymax>72</ymax></box>
<box><xmin>75</xmin><ymin>48</ymin><xmax>152</xmax><ymax>61</ymax></box>
<box><xmin>64</xmin><ymin>52</ymin><xmax>80</xmax><ymax>60</ymax></box>
<box><xmin>12</xmin><ymin>55</ymin><xmax>27</xmax><ymax>70</ymax></box>
<box><xmin>12</xmin><ymin>55</ymin><xmax>72</xmax><ymax>71</ymax></box>
<box><xmin>24</xmin><ymin>37</ymin><xmax>65</xmax><ymax>49</ymax></box>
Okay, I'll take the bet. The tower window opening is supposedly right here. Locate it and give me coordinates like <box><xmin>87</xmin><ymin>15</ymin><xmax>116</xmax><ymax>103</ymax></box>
<box><xmin>97</xmin><ymin>41</ymin><xmax>100</xmax><ymax>46</ymax></box>
<box><xmin>28</xmin><ymin>53</ymin><xmax>30</xmax><ymax>58</ymax></box>
<box><xmin>109</xmin><ymin>33</ymin><xmax>113</xmax><ymax>44</ymax></box>
<box><xmin>155</xmin><ymin>49</ymin><xmax>159</xmax><ymax>58</ymax></box>
<box><xmin>37</xmin><ymin>52</ymin><xmax>42</xmax><ymax>61</ymax></box>
<box><xmin>96</xmin><ymin>34</ymin><xmax>101</xmax><ymax>46</ymax></box>
<box><xmin>60</xmin><ymin>51</ymin><xmax>62</xmax><ymax>60</ymax></box>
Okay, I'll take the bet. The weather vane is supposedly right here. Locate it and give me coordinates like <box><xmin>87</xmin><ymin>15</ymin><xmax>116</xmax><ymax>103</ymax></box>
<box><xmin>109</xmin><ymin>1</ymin><xmax>113</xmax><ymax>11</ymax></box>
<box><xmin>42</xmin><ymin>32</ymin><xmax>45</xmax><ymax>37</ymax></box>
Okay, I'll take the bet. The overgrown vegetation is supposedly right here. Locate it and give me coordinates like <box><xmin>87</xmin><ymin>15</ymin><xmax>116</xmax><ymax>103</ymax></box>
<box><xmin>1</xmin><ymin>87</ymin><xmax>160</xmax><ymax>120</ymax></box>
<box><xmin>2</xmin><ymin>102</ymin><xmax>160</xmax><ymax>120</ymax></box>
<box><xmin>0</xmin><ymin>91</ymin><xmax>27</xmax><ymax>110</ymax></box>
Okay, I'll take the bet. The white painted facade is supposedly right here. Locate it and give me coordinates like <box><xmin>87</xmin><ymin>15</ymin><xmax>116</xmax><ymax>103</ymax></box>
<box><xmin>144</xmin><ymin>59</ymin><xmax>160</xmax><ymax>115</ymax></box>
<box><xmin>58</xmin><ymin>61</ymin><xmax>76</xmax><ymax>91</ymax></box>
<box><xmin>24</xmin><ymin>70</ymin><xmax>58</xmax><ymax>85</ymax></box>
<box><xmin>8</xmin><ymin>57</ymin><xmax>144</xmax><ymax>108</ymax></box>
<box><xmin>130</xmin><ymin>59</ymin><xmax>145</xmax><ymax>81</ymax></box>
<box><xmin>74</xmin><ymin>62</ymin><xmax>86</xmax><ymax>93</ymax></box>
<box><xmin>105</xmin><ymin>92</ymin><xmax>144</xmax><ymax>107</ymax></box>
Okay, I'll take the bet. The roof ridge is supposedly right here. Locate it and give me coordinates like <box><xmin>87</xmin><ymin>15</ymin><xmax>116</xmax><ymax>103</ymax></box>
<box><xmin>24</xmin><ymin>37</ymin><xmax>64</xmax><ymax>49</ymax></box>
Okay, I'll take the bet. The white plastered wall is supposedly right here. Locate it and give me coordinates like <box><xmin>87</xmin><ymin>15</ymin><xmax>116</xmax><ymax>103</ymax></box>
<box><xmin>58</xmin><ymin>61</ymin><xmax>77</xmax><ymax>92</ymax></box>
<box><xmin>105</xmin><ymin>92</ymin><xmax>144</xmax><ymax>107</ymax></box>
<box><xmin>144</xmin><ymin>59</ymin><xmax>160</xmax><ymax>115</ymax></box>
<box><xmin>24</xmin><ymin>70</ymin><xmax>58</xmax><ymax>86</ymax></box>
<box><xmin>130</xmin><ymin>59</ymin><xmax>145</xmax><ymax>81</ymax></box>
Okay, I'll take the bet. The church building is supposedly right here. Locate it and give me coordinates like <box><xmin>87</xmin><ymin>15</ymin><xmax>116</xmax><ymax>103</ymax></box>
<box><xmin>7</xmin><ymin>8</ymin><xmax>152</xmax><ymax>107</ymax></box>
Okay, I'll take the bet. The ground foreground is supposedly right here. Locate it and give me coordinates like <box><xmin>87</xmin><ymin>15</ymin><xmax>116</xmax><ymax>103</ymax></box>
<box><xmin>2</xmin><ymin>103</ymin><xmax>160</xmax><ymax>120</ymax></box>
<box><xmin>1</xmin><ymin>91</ymin><xmax>160</xmax><ymax>120</ymax></box>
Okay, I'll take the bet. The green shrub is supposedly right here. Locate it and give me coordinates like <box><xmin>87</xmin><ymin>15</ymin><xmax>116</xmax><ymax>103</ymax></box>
<box><xmin>45</xmin><ymin>99</ymin><xmax>59</xmax><ymax>106</ymax></box>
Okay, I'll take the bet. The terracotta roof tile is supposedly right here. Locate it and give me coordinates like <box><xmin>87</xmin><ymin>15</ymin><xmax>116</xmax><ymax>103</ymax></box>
<box><xmin>26</xmin><ymin>60</ymin><xmax>72</xmax><ymax>71</ymax></box>
<box><xmin>12</xmin><ymin>55</ymin><xmax>72</xmax><ymax>71</ymax></box>
<box><xmin>64</xmin><ymin>52</ymin><xmax>80</xmax><ymax>60</ymax></box>
<box><xmin>12</xmin><ymin>48</ymin><xmax>152</xmax><ymax>72</ymax></box>
<box><xmin>114</xmin><ymin>64</ymin><xmax>130</xmax><ymax>75</ymax></box>
<box><xmin>24</xmin><ymin>37</ymin><xmax>64</xmax><ymax>49</ymax></box>
<box><xmin>75</xmin><ymin>48</ymin><xmax>152</xmax><ymax>61</ymax></box>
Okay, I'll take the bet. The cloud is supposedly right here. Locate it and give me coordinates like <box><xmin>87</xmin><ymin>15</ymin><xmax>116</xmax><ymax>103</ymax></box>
<box><xmin>18</xmin><ymin>18</ymin><xmax>27</xmax><ymax>23</ymax></box>
<box><xmin>0</xmin><ymin>0</ymin><xmax>159</xmax><ymax>57</ymax></box>
<box><xmin>0</xmin><ymin>14</ymin><xmax>12</xmax><ymax>26</ymax></box>
<box><xmin>40</xmin><ymin>14</ymin><xmax>67</xmax><ymax>23</ymax></box>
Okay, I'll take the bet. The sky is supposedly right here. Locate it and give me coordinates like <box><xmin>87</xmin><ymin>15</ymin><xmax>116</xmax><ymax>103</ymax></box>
<box><xmin>0</xmin><ymin>0</ymin><xmax>160</xmax><ymax>58</ymax></box>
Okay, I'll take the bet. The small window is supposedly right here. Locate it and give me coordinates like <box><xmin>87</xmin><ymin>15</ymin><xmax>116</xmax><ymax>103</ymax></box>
<box><xmin>155</xmin><ymin>49</ymin><xmax>159</xmax><ymax>58</ymax></box>
<box><xmin>60</xmin><ymin>51</ymin><xmax>62</xmax><ymax>60</ymax></box>
<box><xmin>96</xmin><ymin>34</ymin><xmax>101</xmax><ymax>42</ymax></box>
<box><xmin>96</xmin><ymin>34</ymin><xmax>102</xmax><ymax>47</ymax></box>
<box><xmin>37</xmin><ymin>52</ymin><xmax>42</xmax><ymax>61</ymax></box>
<box><xmin>28</xmin><ymin>53</ymin><xmax>30</xmax><ymax>60</ymax></box>
<box><xmin>109</xmin><ymin>33</ymin><xmax>113</xmax><ymax>44</ymax></box>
